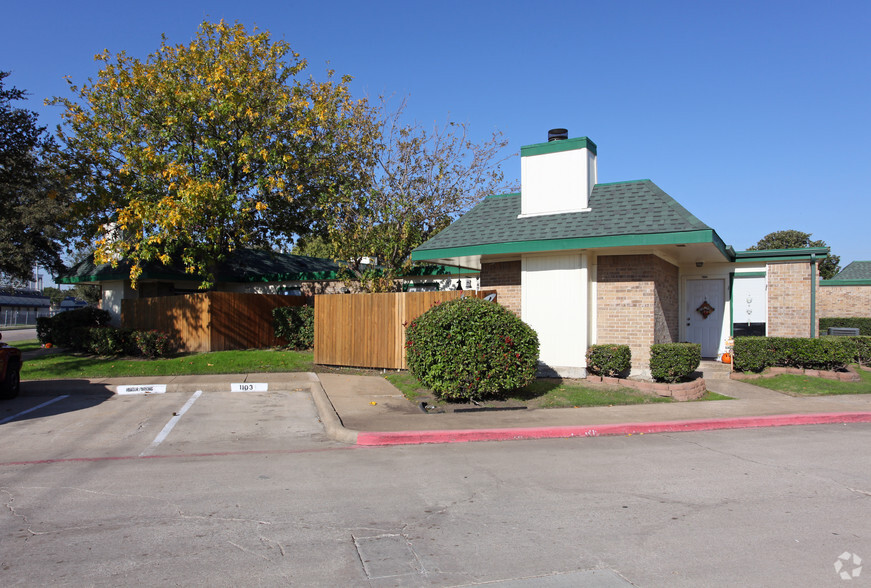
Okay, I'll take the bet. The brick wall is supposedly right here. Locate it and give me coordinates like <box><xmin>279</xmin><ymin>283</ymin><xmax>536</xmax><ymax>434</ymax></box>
<box><xmin>597</xmin><ymin>254</ymin><xmax>677</xmax><ymax>372</ymax></box>
<box><xmin>767</xmin><ymin>262</ymin><xmax>815</xmax><ymax>337</ymax></box>
<box><xmin>480</xmin><ymin>260</ymin><xmax>521</xmax><ymax>316</ymax></box>
<box><xmin>653</xmin><ymin>256</ymin><xmax>680</xmax><ymax>344</ymax></box>
<box><xmin>818</xmin><ymin>285</ymin><xmax>871</xmax><ymax>318</ymax></box>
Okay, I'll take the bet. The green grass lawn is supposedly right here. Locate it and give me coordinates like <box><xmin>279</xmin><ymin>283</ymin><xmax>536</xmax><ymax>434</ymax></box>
<box><xmin>384</xmin><ymin>371</ymin><xmax>430</xmax><ymax>401</ymax></box>
<box><xmin>19</xmin><ymin>337</ymin><xmax>734</xmax><ymax>408</ymax></box>
<box><xmin>385</xmin><ymin>372</ymin><xmax>728</xmax><ymax>409</ymax></box>
<box><xmin>747</xmin><ymin>368</ymin><xmax>871</xmax><ymax>396</ymax></box>
<box><xmin>9</xmin><ymin>339</ymin><xmax>42</xmax><ymax>353</ymax></box>
<box><xmin>509</xmin><ymin>379</ymin><xmax>674</xmax><ymax>408</ymax></box>
<box><xmin>20</xmin><ymin>341</ymin><xmax>315</xmax><ymax>380</ymax></box>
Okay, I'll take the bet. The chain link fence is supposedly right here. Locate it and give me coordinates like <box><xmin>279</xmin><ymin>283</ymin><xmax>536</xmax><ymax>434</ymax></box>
<box><xmin>1</xmin><ymin>310</ymin><xmax>51</xmax><ymax>327</ymax></box>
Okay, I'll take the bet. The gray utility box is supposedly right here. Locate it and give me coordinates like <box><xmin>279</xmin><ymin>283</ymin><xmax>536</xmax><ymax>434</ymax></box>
<box><xmin>827</xmin><ymin>327</ymin><xmax>861</xmax><ymax>336</ymax></box>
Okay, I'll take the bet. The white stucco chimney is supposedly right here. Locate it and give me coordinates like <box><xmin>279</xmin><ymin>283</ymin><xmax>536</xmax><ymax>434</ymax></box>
<box><xmin>519</xmin><ymin>131</ymin><xmax>597</xmax><ymax>218</ymax></box>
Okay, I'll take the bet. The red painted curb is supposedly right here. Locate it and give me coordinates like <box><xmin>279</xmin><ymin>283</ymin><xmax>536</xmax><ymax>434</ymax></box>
<box><xmin>355</xmin><ymin>412</ymin><xmax>871</xmax><ymax>446</ymax></box>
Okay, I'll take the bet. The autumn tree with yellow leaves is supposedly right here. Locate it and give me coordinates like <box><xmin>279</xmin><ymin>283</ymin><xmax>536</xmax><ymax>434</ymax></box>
<box><xmin>52</xmin><ymin>20</ymin><xmax>378</xmax><ymax>287</ymax></box>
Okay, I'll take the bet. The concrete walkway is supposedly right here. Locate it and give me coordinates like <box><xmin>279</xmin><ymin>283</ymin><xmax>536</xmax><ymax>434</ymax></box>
<box><xmin>20</xmin><ymin>369</ymin><xmax>871</xmax><ymax>446</ymax></box>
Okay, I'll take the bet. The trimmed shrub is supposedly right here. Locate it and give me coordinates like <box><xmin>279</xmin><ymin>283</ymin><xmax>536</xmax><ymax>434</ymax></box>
<box><xmin>48</xmin><ymin>307</ymin><xmax>111</xmax><ymax>349</ymax></box>
<box><xmin>819</xmin><ymin>317</ymin><xmax>871</xmax><ymax>336</ymax></box>
<box><xmin>272</xmin><ymin>305</ymin><xmax>314</xmax><ymax>350</ymax></box>
<box><xmin>133</xmin><ymin>330</ymin><xmax>175</xmax><ymax>358</ymax></box>
<box><xmin>733</xmin><ymin>336</ymin><xmax>855</xmax><ymax>372</ymax></box>
<box><xmin>586</xmin><ymin>344</ymin><xmax>631</xmax><ymax>377</ymax></box>
<box><xmin>36</xmin><ymin>316</ymin><xmax>53</xmax><ymax>344</ymax></box>
<box><xmin>405</xmin><ymin>297</ymin><xmax>539</xmax><ymax>401</ymax></box>
<box><xmin>649</xmin><ymin>343</ymin><xmax>701</xmax><ymax>383</ymax></box>
<box><xmin>850</xmin><ymin>336</ymin><xmax>871</xmax><ymax>365</ymax></box>
<box><xmin>783</xmin><ymin>337</ymin><xmax>853</xmax><ymax>371</ymax></box>
<box><xmin>87</xmin><ymin>327</ymin><xmax>137</xmax><ymax>356</ymax></box>
<box><xmin>732</xmin><ymin>337</ymin><xmax>772</xmax><ymax>373</ymax></box>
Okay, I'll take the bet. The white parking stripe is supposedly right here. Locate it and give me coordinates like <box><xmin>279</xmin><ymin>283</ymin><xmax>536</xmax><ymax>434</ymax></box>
<box><xmin>0</xmin><ymin>395</ymin><xmax>70</xmax><ymax>425</ymax></box>
<box><xmin>139</xmin><ymin>390</ymin><xmax>202</xmax><ymax>456</ymax></box>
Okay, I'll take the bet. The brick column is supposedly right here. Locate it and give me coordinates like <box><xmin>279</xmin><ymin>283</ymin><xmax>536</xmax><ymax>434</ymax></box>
<box><xmin>596</xmin><ymin>254</ymin><xmax>678</xmax><ymax>373</ymax></box>
<box><xmin>767</xmin><ymin>261</ymin><xmax>815</xmax><ymax>337</ymax></box>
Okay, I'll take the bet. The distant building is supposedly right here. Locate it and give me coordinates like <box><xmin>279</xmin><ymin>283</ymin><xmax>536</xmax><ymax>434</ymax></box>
<box><xmin>0</xmin><ymin>289</ymin><xmax>51</xmax><ymax>326</ymax></box>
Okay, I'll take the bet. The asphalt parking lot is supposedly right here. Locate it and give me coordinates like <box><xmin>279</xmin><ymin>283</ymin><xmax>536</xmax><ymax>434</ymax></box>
<box><xmin>0</xmin><ymin>386</ymin><xmax>333</xmax><ymax>464</ymax></box>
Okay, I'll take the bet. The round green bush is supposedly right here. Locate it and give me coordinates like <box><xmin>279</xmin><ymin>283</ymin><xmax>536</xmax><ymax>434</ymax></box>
<box><xmin>404</xmin><ymin>297</ymin><xmax>539</xmax><ymax>401</ymax></box>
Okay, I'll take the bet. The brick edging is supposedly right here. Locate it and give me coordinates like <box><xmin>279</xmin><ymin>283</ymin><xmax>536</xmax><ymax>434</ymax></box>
<box><xmin>730</xmin><ymin>365</ymin><xmax>861</xmax><ymax>382</ymax></box>
<box><xmin>586</xmin><ymin>375</ymin><xmax>706</xmax><ymax>401</ymax></box>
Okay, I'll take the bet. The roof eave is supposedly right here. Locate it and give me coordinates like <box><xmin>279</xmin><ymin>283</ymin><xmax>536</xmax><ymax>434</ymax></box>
<box><xmin>733</xmin><ymin>247</ymin><xmax>830</xmax><ymax>263</ymax></box>
<box><xmin>413</xmin><ymin>229</ymin><xmax>732</xmax><ymax>264</ymax></box>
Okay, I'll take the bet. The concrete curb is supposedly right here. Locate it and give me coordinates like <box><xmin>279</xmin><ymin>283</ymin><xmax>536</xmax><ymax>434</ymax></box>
<box><xmin>22</xmin><ymin>373</ymin><xmax>322</xmax><ymax>396</ymax></box>
<box><xmin>309</xmin><ymin>377</ymin><xmax>359</xmax><ymax>444</ymax></box>
<box><xmin>354</xmin><ymin>412</ymin><xmax>871</xmax><ymax>446</ymax></box>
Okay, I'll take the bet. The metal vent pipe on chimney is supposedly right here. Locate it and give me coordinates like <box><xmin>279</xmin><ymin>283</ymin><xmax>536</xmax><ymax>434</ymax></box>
<box><xmin>547</xmin><ymin>128</ymin><xmax>568</xmax><ymax>142</ymax></box>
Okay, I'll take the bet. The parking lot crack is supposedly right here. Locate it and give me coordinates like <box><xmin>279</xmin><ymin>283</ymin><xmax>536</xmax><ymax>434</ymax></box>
<box><xmin>260</xmin><ymin>536</ymin><xmax>286</xmax><ymax>556</ymax></box>
<box><xmin>1</xmin><ymin>487</ymin><xmax>29</xmax><ymax>527</ymax></box>
<box><xmin>1</xmin><ymin>488</ymin><xmax>111</xmax><ymax>538</ymax></box>
<box><xmin>228</xmin><ymin>540</ymin><xmax>271</xmax><ymax>561</ymax></box>
<box><xmin>177</xmin><ymin>511</ymin><xmax>276</xmax><ymax>525</ymax></box>
<box><xmin>664</xmin><ymin>434</ymin><xmax>871</xmax><ymax>499</ymax></box>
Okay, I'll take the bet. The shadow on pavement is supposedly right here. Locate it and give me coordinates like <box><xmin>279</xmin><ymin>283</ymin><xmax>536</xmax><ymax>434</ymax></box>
<box><xmin>1</xmin><ymin>380</ymin><xmax>115</xmax><ymax>424</ymax></box>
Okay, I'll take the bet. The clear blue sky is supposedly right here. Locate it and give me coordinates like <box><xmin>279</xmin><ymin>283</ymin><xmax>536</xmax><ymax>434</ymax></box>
<box><xmin>4</xmin><ymin>0</ymin><xmax>870</xmax><ymax>271</ymax></box>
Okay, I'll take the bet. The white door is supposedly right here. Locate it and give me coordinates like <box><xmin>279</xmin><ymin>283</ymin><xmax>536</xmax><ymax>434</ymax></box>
<box><xmin>685</xmin><ymin>279</ymin><xmax>724</xmax><ymax>357</ymax></box>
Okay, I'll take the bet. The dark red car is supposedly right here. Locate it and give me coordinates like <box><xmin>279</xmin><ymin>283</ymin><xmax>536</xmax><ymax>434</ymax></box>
<box><xmin>0</xmin><ymin>332</ymin><xmax>22</xmax><ymax>399</ymax></box>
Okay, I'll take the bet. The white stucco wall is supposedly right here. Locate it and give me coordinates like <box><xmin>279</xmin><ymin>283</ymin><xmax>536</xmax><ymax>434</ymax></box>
<box><xmin>101</xmin><ymin>280</ymin><xmax>137</xmax><ymax>326</ymax></box>
<box><xmin>520</xmin><ymin>147</ymin><xmax>596</xmax><ymax>217</ymax></box>
<box><xmin>522</xmin><ymin>253</ymin><xmax>588</xmax><ymax>378</ymax></box>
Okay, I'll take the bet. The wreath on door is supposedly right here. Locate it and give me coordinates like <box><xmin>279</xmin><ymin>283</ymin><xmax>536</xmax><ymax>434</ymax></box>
<box><xmin>696</xmin><ymin>300</ymin><xmax>715</xmax><ymax>319</ymax></box>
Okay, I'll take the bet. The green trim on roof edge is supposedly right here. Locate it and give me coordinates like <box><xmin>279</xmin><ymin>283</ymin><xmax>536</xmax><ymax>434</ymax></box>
<box><xmin>521</xmin><ymin>137</ymin><xmax>597</xmax><ymax>157</ymax></box>
<box><xmin>820</xmin><ymin>279</ymin><xmax>871</xmax><ymax>286</ymax></box>
<box><xmin>733</xmin><ymin>247</ymin><xmax>829</xmax><ymax>260</ymax></box>
<box><xmin>734</xmin><ymin>255</ymin><xmax>827</xmax><ymax>263</ymax></box>
<box><xmin>412</xmin><ymin>229</ymin><xmax>730</xmax><ymax>262</ymax></box>
<box><xmin>57</xmin><ymin>270</ymin><xmax>200</xmax><ymax>284</ymax></box>
<box><xmin>485</xmin><ymin>192</ymin><xmax>520</xmax><ymax>200</ymax></box>
<box><xmin>60</xmin><ymin>265</ymin><xmax>477</xmax><ymax>285</ymax></box>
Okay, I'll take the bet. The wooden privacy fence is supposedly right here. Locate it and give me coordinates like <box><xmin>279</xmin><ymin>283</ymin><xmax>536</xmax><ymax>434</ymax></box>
<box><xmin>122</xmin><ymin>292</ymin><xmax>307</xmax><ymax>352</ymax></box>
<box><xmin>314</xmin><ymin>290</ymin><xmax>496</xmax><ymax>370</ymax></box>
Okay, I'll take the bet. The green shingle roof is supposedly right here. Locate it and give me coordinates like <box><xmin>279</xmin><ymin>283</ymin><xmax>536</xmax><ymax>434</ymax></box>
<box><xmin>413</xmin><ymin>180</ymin><xmax>715</xmax><ymax>258</ymax></box>
<box><xmin>57</xmin><ymin>249</ymin><xmax>476</xmax><ymax>285</ymax></box>
<box><xmin>830</xmin><ymin>261</ymin><xmax>871</xmax><ymax>281</ymax></box>
<box><xmin>57</xmin><ymin>249</ymin><xmax>343</xmax><ymax>284</ymax></box>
